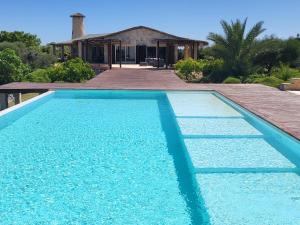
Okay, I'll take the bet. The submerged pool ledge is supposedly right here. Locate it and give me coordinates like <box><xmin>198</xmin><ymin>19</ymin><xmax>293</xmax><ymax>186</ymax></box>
<box><xmin>194</xmin><ymin>167</ymin><xmax>300</xmax><ymax>174</ymax></box>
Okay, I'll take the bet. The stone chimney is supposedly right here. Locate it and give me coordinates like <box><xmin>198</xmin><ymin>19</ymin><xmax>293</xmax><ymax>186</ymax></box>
<box><xmin>70</xmin><ymin>13</ymin><xmax>85</xmax><ymax>39</ymax></box>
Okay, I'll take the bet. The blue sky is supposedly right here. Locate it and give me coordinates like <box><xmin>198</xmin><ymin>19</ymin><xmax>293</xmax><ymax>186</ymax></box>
<box><xmin>0</xmin><ymin>0</ymin><xmax>299</xmax><ymax>44</ymax></box>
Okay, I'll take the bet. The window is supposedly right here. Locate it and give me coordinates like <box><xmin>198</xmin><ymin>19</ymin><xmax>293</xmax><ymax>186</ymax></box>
<box><xmin>115</xmin><ymin>45</ymin><xmax>135</xmax><ymax>63</ymax></box>
<box><xmin>147</xmin><ymin>47</ymin><xmax>156</xmax><ymax>58</ymax></box>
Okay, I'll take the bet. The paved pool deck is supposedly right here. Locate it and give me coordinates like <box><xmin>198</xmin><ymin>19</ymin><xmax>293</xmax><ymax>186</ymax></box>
<box><xmin>0</xmin><ymin>68</ymin><xmax>300</xmax><ymax>140</ymax></box>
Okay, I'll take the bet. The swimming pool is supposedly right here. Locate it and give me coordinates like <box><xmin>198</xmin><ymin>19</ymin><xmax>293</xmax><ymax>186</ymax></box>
<box><xmin>0</xmin><ymin>90</ymin><xmax>299</xmax><ymax>224</ymax></box>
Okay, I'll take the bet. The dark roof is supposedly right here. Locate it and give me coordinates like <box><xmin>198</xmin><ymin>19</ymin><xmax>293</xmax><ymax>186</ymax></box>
<box><xmin>52</xmin><ymin>25</ymin><xmax>208</xmax><ymax>45</ymax></box>
<box><xmin>70</xmin><ymin>13</ymin><xmax>85</xmax><ymax>17</ymax></box>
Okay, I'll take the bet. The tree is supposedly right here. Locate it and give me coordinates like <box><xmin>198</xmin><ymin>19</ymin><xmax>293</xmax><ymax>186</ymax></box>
<box><xmin>0</xmin><ymin>49</ymin><xmax>29</xmax><ymax>84</ymax></box>
<box><xmin>0</xmin><ymin>31</ymin><xmax>41</xmax><ymax>47</ymax></box>
<box><xmin>253</xmin><ymin>37</ymin><xmax>284</xmax><ymax>73</ymax></box>
<box><xmin>0</xmin><ymin>41</ymin><xmax>56</xmax><ymax>70</ymax></box>
<box><xmin>253</xmin><ymin>37</ymin><xmax>300</xmax><ymax>73</ymax></box>
<box><xmin>208</xmin><ymin>18</ymin><xmax>265</xmax><ymax>80</ymax></box>
<box><xmin>280</xmin><ymin>39</ymin><xmax>300</xmax><ymax>65</ymax></box>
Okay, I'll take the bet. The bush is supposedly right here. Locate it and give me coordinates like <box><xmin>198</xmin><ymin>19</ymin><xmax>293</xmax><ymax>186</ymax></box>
<box><xmin>24</xmin><ymin>58</ymin><xmax>95</xmax><ymax>83</ymax></box>
<box><xmin>253</xmin><ymin>76</ymin><xmax>284</xmax><ymax>88</ymax></box>
<box><xmin>202</xmin><ymin>59</ymin><xmax>226</xmax><ymax>83</ymax></box>
<box><xmin>223</xmin><ymin>77</ymin><xmax>241</xmax><ymax>84</ymax></box>
<box><xmin>271</xmin><ymin>64</ymin><xmax>300</xmax><ymax>81</ymax></box>
<box><xmin>25</xmin><ymin>50</ymin><xmax>57</xmax><ymax>69</ymax></box>
<box><xmin>24</xmin><ymin>69</ymin><xmax>51</xmax><ymax>82</ymax></box>
<box><xmin>175</xmin><ymin>58</ymin><xmax>226</xmax><ymax>82</ymax></box>
<box><xmin>62</xmin><ymin>58</ymin><xmax>95</xmax><ymax>82</ymax></box>
<box><xmin>175</xmin><ymin>58</ymin><xmax>203</xmax><ymax>80</ymax></box>
<box><xmin>0</xmin><ymin>48</ymin><xmax>29</xmax><ymax>84</ymax></box>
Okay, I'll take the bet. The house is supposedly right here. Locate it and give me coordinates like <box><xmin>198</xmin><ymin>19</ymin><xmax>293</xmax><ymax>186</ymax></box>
<box><xmin>51</xmin><ymin>13</ymin><xmax>208</xmax><ymax>69</ymax></box>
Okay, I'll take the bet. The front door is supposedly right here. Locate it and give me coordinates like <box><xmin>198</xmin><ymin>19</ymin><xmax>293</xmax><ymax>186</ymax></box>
<box><xmin>136</xmin><ymin>45</ymin><xmax>146</xmax><ymax>63</ymax></box>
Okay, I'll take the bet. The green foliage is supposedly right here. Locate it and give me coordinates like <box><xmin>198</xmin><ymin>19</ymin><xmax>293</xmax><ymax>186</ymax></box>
<box><xmin>175</xmin><ymin>58</ymin><xmax>203</xmax><ymax>81</ymax></box>
<box><xmin>243</xmin><ymin>73</ymin><xmax>267</xmax><ymax>83</ymax></box>
<box><xmin>223</xmin><ymin>77</ymin><xmax>241</xmax><ymax>84</ymax></box>
<box><xmin>0</xmin><ymin>41</ymin><xmax>27</xmax><ymax>56</ymax></box>
<box><xmin>208</xmin><ymin>18</ymin><xmax>265</xmax><ymax>78</ymax></box>
<box><xmin>271</xmin><ymin>64</ymin><xmax>300</xmax><ymax>81</ymax></box>
<box><xmin>253</xmin><ymin>37</ymin><xmax>300</xmax><ymax>72</ymax></box>
<box><xmin>175</xmin><ymin>58</ymin><xmax>226</xmax><ymax>82</ymax></box>
<box><xmin>0</xmin><ymin>41</ymin><xmax>57</xmax><ymax>70</ymax></box>
<box><xmin>0</xmin><ymin>49</ymin><xmax>29</xmax><ymax>84</ymax></box>
<box><xmin>253</xmin><ymin>76</ymin><xmax>284</xmax><ymax>88</ymax></box>
<box><xmin>253</xmin><ymin>37</ymin><xmax>284</xmax><ymax>73</ymax></box>
<box><xmin>24</xmin><ymin>69</ymin><xmax>51</xmax><ymax>83</ymax></box>
<box><xmin>0</xmin><ymin>31</ymin><xmax>41</xmax><ymax>47</ymax></box>
<box><xmin>61</xmin><ymin>58</ymin><xmax>95</xmax><ymax>82</ymax></box>
<box><xmin>25</xmin><ymin>50</ymin><xmax>57</xmax><ymax>70</ymax></box>
<box><xmin>202</xmin><ymin>59</ymin><xmax>226</xmax><ymax>82</ymax></box>
<box><xmin>23</xmin><ymin>58</ymin><xmax>95</xmax><ymax>83</ymax></box>
<box><xmin>280</xmin><ymin>39</ymin><xmax>300</xmax><ymax>65</ymax></box>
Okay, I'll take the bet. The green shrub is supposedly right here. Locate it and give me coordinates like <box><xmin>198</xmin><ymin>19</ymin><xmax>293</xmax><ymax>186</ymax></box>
<box><xmin>243</xmin><ymin>73</ymin><xmax>267</xmax><ymax>83</ymax></box>
<box><xmin>62</xmin><ymin>58</ymin><xmax>95</xmax><ymax>82</ymax></box>
<box><xmin>202</xmin><ymin>59</ymin><xmax>226</xmax><ymax>83</ymax></box>
<box><xmin>223</xmin><ymin>77</ymin><xmax>241</xmax><ymax>84</ymax></box>
<box><xmin>24</xmin><ymin>69</ymin><xmax>51</xmax><ymax>82</ymax></box>
<box><xmin>271</xmin><ymin>64</ymin><xmax>300</xmax><ymax>81</ymax></box>
<box><xmin>253</xmin><ymin>76</ymin><xmax>284</xmax><ymax>88</ymax></box>
<box><xmin>0</xmin><ymin>48</ymin><xmax>29</xmax><ymax>84</ymax></box>
<box><xmin>47</xmin><ymin>58</ymin><xmax>95</xmax><ymax>83</ymax></box>
<box><xmin>175</xmin><ymin>58</ymin><xmax>226</xmax><ymax>82</ymax></box>
<box><xmin>26</xmin><ymin>50</ymin><xmax>57</xmax><ymax>69</ymax></box>
<box><xmin>47</xmin><ymin>63</ymin><xmax>65</xmax><ymax>82</ymax></box>
<box><xmin>175</xmin><ymin>58</ymin><xmax>203</xmax><ymax>80</ymax></box>
<box><xmin>22</xmin><ymin>58</ymin><xmax>95</xmax><ymax>83</ymax></box>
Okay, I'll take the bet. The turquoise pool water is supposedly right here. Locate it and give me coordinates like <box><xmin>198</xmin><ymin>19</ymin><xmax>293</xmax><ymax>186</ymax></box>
<box><xmin>0</xmin><ymin>90</ymin><xmax>300</xmax><ymax>225</ymax></box>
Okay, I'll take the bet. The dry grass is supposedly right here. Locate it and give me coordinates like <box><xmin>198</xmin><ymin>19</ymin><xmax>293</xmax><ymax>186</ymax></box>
<box><xmin>8</xmin><ymin>93</ymin><xmax>40</xmax><ymax>107</ymax></box>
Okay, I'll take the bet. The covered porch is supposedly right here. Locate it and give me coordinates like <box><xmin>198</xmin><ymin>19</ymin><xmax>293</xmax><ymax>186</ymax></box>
<box><xmin>51</xmin><ymin>37</ymin><xmax>204</xmax><ymax>70</ymax></box>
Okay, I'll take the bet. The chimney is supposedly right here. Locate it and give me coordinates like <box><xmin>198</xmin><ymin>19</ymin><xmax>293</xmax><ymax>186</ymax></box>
<box><xmin>70</xmin><ymin>13</ymin><xmax>85</xmax><ymax>39</ymax></box>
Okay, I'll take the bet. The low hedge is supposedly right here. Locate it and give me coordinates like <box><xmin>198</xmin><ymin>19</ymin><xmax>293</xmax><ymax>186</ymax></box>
<box><xmin>24</xmin><ymin>58</ymin><xmax>95</xmax><ymax>83</ymax></box>
<box><xmin>223</xmin><ymin>77</ymin><xmax>241</xmax><ymax>84</ymax></box>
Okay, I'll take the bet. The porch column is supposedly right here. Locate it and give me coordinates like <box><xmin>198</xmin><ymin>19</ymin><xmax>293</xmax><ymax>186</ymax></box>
<box><xmin>184</xmin><ymin>44</ymin><xmax>189</xmax><ymax>59</ymax></box>
<box><xmin>78</xmin><ymin>41</ymin><xmax>83</xmax><ymax>58</ymax></box>
<box><xmin>190</xmin><ymin>43</ymin><xmax>194</xmax><ymax>59</ymax></box>
<box><xmin>156</xmin><ymin>40</ymin><xmax>160</xmax><ymax>68</ymax></box>
<box><xmin>119</xmin><ymin>40</ymin><xmax>122</xmax><ymax>68</ymax></box>
<box><xmin>0</xmin><ymin>93</ymin><xmax>8</xmax><ymax>110</ymax></box>
<box><xmin>193</xmin><ymin>43</ymin><xmax>198</xmax><ymax>60</ymax></box>
<box><xmin>84</xmin><ymin>41</ymin><xmax>88</xmax><ymax>62</ymax></box>
<box><xmin>52</xmin><ymin>45</ymin><xmax>56</xmax><ymax>56</ymax></box>
<box><xmin>13</xmin><ymin>93</ymin><xmax>22</xmax><ymax>104</ymax></box>
<box><xmin>166</xmin><ymin>43</ymin><xmax>169</xmax><ymax>69</ymax></box>
<box><xmin>61</xmin><ymin>45</ymin><xmax>65</xmax><ymax>61</ymax></box>
<box><xmin>174</xmin><ymin>44</ymin><xmax>178</xmax><ymax>63</ymax></box>
<box><xmin>108</xmin><ymin>41</ymin><xmax>112</xmax><ymax>69</ymax></box>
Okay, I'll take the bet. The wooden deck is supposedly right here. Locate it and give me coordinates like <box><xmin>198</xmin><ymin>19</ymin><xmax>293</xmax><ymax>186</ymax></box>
<box><xmin>1</xmin><ymin>68</ymin><xmax>300</xmax><ymax>140</ymax></box>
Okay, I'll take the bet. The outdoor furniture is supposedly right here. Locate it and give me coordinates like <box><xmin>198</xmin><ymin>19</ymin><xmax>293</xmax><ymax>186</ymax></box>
<box><xmin>145</xmin><ymin>58</ymin><xmax>165</xmax><ymax>67</ymax></box>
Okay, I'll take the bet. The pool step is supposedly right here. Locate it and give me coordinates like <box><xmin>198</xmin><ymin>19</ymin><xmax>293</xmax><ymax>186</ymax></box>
<box><xmin>194</xmin><ymin>167</ymin><xmax>300</xmax><ymax>174</ymax></box>
<box><xmin>197</xmin><ymin>173</ymin><xmax>300</xmax><ymax>225</ymax></box>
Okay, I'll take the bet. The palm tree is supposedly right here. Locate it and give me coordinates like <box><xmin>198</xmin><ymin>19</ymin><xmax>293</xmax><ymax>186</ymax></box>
<box><xmin>208</xmin><ymin>18</ymin><xmax>265</xmax><ymax>78</ymax></box>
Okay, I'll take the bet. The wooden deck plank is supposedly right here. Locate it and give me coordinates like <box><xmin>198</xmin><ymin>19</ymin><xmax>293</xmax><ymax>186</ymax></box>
<box><xmin>0</xmin><ymin>68</ymin><xmax>299</xmax><ymax>140</ymax></box>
